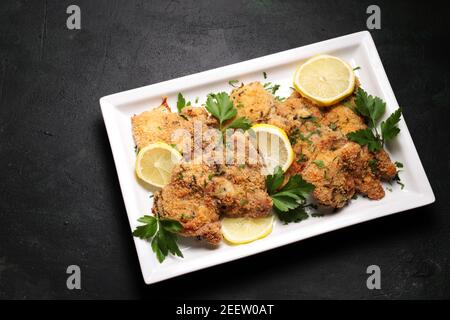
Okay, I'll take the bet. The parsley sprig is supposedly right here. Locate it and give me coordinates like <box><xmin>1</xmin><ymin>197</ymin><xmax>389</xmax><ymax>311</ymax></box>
<box><xmin>133</xmin><ymin>215</ymin><xmax>183</xmax><ymax>263</ymax></box>
<box><xmin>176</xmin><ymin>93</ymin><xmax>191</xmax><ymax>113</ymax></box>
<box><xmin>347</xmin><ymin>88</ymin><xmax>402</xmax><ymax>152</ymax></box>
<box><xmin>205</xmin><ymin>92</ymin><xmax>252</xmax><ymax>132</ymax></box>
<box><xmin>266</xmin><ymin>166</ymin><xmax>315</xmax><ymax>223</ymax></box>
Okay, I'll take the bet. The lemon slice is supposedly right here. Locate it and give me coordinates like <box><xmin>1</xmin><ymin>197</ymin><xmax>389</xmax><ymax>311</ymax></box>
<box><xmin>248</xmin><ymin>124</ymin><xmax>294</xmax><ymax>174</ymax></box>
<box><xmin>293</xmin><ymin>54</ymin><xmax>355</xmax><ymax>106</ymax></box>
<box><xmin>222</xmin><ymin>215</ymin><xmax>274</xmax><ymax>244</ymax></box>
<box><xmin>135</xmin><ymin>142</ymin><xmax>182</xmax><ymax>188</ymax></box>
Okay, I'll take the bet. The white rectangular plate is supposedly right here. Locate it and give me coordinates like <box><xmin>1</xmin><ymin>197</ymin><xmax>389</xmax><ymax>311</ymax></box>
<box><xmin>100</xmin><ymin>31</ymin><xmax>435</xmax><ymax>284</ymax></box>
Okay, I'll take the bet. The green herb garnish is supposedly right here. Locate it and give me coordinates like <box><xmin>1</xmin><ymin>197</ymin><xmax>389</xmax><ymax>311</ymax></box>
<box><xmin>177</xmin><ymin>93</ymin><xmax>187</xmax><ymax>113</ymax></box>
<box><xmin>228</xmin><ymin>80</ymin><xmax>240</xmax><ymax>87</ymax></box>
<box><xmin>266</xmin><ymin>166</ymin><xmax>315</xmax><ymax>224</ymax></box>
<box><xmin>263</xmin><ymin>82</ymin><xmax>280</xmax><ymax>95</ymax></box>
<box><xmin>133</xmin><ymin>215</ymin><xmax>183</xmax><ymax>263</ymax></box>
<box><xmin>394</xmin><ymin>172</ymin><xmax>405</xmax><ymax>190</ymax></box>
<box><xmin>296</xmin><ymin>153</ymin><xmax>307</xmax><ymax>163</ymax></box>
<box><xmin>312</xmin><ymin>159</ymin><xmax>325</xmax><ymax>169</ymax></box>
<box><xmin>181</xmin><ymin>213</ymin><xmax>195</xmax><ymax>220</ymax></box>
<box><xmin>368</xmin><ymin>159</ymin><xmax>378</xmax><ymax>174</ymax></box>
<box><xmin>329</xmin><ymin>122</ymin><xmax>337</xmax><ymax>131</ymax></box>
<box><xmin>227</xmin><ymin>116</ymin><xmax>252</xmax><ymax>131</ymax></box>
<box><xmin>346</xmin><ymin>88</ymin><xmax>402</xmax><ymax>152</ymax></box>
<box><xmin>395</xmin><ymin>161</ymin><xmax>404</xmax><ymax>168</ymax></box>
<box><xmin>239</xmin><ymin>199</ymin><xmax>249</xmax><ymax>206</ymax></box>
<box><xmin>205</xmin><ymin>92</ymin><xmax>251</xmax><ymax>132</ymax></box>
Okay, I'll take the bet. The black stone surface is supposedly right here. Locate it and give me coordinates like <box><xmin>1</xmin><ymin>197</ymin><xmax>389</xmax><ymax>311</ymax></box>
<box><xmin>0</xmin><ymin>0</ymin><xmax>449</xmax><ymax>299</ymax></box>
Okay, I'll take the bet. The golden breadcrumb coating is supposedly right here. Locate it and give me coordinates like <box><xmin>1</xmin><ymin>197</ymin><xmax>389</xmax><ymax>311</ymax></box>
<box><xmin>230</xmin><ymin>82</ymin><xmax>276</xmax><ymax>123</ymax></box>
<box><xmin>131</xmin><ymin>102</ymin><xmax>216</xmax><ymax>155</ymax></box>
<box><xmin>153</xmin><ymin>163</ymin><xmax>222</xmax><ymax>245</ymax></box>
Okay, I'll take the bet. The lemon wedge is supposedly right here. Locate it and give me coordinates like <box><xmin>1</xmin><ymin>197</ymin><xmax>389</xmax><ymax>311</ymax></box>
<box><xmin>248</xmin><ymin>124</ymin><xmax>294</xmax><ymax>174</ymax></box>
<box><xmin>293</xmin><ymin>54</ymin><xmax>355</xmax><ymax>106</ymax></box>
<box><xmin>222</xmin><ymin>215</ymin><xmax>274</xmax><ymax>244</ymax></box>
<box><xmin>135</xmin><ymin>142</ymin><xmax>182</xmax><ymax>188</ymax></box>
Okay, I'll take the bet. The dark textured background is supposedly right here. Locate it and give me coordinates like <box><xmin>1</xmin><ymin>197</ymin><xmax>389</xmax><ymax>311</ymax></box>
<box><xmin>0</xmin><ymin>0</ymin><xmax>449</xmax><ymax>299</ymax></box>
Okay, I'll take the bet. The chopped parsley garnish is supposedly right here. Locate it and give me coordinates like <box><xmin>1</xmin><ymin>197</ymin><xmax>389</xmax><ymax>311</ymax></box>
<box><xmin>133</xmin><ymin>215</ymin><xmax>183</xmax><ymax>263</ymax></box>
<box><xmin>353</xmin><ymin>66</ymin><xmax>361</xmax><ymax>71</ymax></box>
<box><xmin>296</xmin><ymin>153</ymin><xmax>307</xmax><ymax>163</ymax></box>
<box><xmin>266</xmin><ymin>166</ymin><xmax>315</xmax><ymax>224</ymax></box>
<box><xmin>239</xmin><ymin>199</ymin><xmax>249</xmax><ymax>206</ymax></box>
<box><xmin>228</xmin><ymin>80</ymin><xmax>240</xmax><ymax>87</ymax></box>
<box><xmin>394</xmin><ymin>172</ymin><xmax>405</xmax><ymax>190</ymax></box>
<box><xmin>289</xmin><ymin>128</ymin><xmax>301</xmax><ymax>145</ymax></box>
<box><xmin>263</xmin><ymin>71</ymin><xmax>267</xmax><ymax>79</ymax></box>
<box><xmin>395</xmin><ymin>161</ymin><xmax>404</xmax><ymax>168</ymax></box>
<box><xmin>347</xmin><ymin>88</ymin><xmax>402</xmax><ymax>152</ymax></box>
<box><xmin>263</xmin><ymin>82</ymin><xmax>280</xmax><ymax>95</ymax></box>
<box><xmin>329</xmin><ymin>122</ymin><xmax>337</xmax><ymax>131</ymax></box>
<box><xmin>289</xmin><ymin>128</ymin><xmax>319</xmax><ymax>145</ymax></box>
<box><xmin>368</xmin><ymin>158</ymin><xmax>378</xmax><ymax>174</ymax></box>
<box><xmin>181</xmin><ymin>213</ymin><xmax>195</xmax><ymax>220</ymax></box>
<box><xmin>312</xmin><ymin>159</ymin><xmax>325</xmax><ymax>168</ymax></box>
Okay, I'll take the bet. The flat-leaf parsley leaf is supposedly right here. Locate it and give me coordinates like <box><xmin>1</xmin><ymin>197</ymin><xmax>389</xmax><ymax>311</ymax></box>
<box><xmin>133</xmin><ymin>215</ymin><xmax>183</xmax><ymax>263</ymax></box>
<box><xmin>266</xmin><ymin>166</ymin><xmax>315</xmax><ymax>223</ymax></box>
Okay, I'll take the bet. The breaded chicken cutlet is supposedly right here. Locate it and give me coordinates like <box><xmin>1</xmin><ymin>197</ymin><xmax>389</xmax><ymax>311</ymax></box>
<box><xmin>131</xmin><ymin>98</ymin><xmax>217</xmax><ymax>155</ymax></box>
<box><xmin>230</xmin><ymin>82</ymin><xmax>276</xmax><ymax>123</ymax></box>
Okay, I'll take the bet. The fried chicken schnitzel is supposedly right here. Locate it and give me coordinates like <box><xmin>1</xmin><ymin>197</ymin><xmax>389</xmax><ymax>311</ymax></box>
<box><xmin>131</xmin><ymin>99</ymin><xmax>217</xmax><ymax>156</ymax></box>
<box><xmin>230</xmin><ymin>82</ymin><xmax>276</xmax><ymax>123</ymax></box>
<box><xmin>153</xmin><ymin>163</ymin><xmax>223</xmax><ymax>244</ymax></box>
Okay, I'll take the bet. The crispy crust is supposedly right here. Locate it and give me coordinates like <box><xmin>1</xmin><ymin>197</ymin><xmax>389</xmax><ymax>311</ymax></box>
<box><xmin>230</xmin><ymin>82</ymin><xmax>276</xmax><ymax>123</ymax></box>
